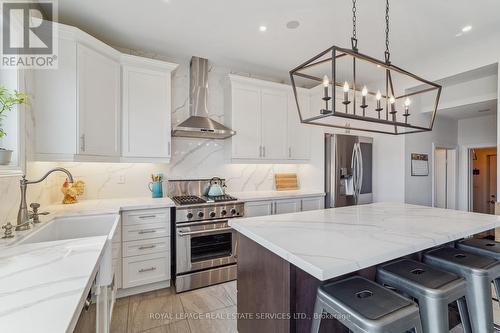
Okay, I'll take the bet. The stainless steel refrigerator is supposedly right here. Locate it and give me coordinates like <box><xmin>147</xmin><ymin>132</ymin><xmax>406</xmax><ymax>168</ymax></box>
<box><xmin>325</xmin><ymin>133</ymin><xmax>373</xmax><ymax>208</ymax></box>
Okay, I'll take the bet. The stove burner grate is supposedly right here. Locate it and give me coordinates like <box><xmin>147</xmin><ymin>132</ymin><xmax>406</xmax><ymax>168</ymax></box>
<box><xmin>172</xmin><ymin>195</ymin><xmax>206</xmax><ymax>206</ymax></box>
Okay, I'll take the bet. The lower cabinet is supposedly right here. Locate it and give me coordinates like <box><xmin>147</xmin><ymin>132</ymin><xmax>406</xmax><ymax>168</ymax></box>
<box><xmin>118</xmin><ymin>208</ymin><xmax>171</xmax><ymax>294</ymax></box>
<box><xmin>244</xmin><ymin>195</ymin><xmax>324</xmax><ymax>218</ymax></box>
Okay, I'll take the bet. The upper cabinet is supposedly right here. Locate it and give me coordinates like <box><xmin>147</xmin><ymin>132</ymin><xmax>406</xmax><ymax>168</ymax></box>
<box><xmin>227</xmin><ymin>75</ymin><xmax>311</xmax><ymax>162</ymax></box>
<box><xmin>121</xmin><ymin>55</ymin><xmax>178</xmax><ymax>163</ymax></box>
<box><xmin>34</xmin><ymin>23</ymin><xmax>178</xmax><ymax>163</ymax></box>
<box><xmin>77</xmin><ymin>44</ymin><xmax>121</xmax><ymax>158</ymax></box>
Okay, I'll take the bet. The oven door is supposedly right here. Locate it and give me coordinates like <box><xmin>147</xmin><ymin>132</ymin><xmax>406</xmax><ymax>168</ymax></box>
<box><xmin>176</xmin><ymin>219</ymin><xmax>237</xmax><ymax>275</ymax></box>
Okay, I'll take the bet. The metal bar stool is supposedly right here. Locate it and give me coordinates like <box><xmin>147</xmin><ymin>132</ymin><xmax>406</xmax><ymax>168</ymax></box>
<box><xmin>310</xmin><ymin>276</ymin><xmax>423</xmax><ymax>333</ymax></box>
<box><xmin>377</xmin><ymin>258</ymin><xmax>471</xmax><ymax>333</ymax></box>
<box><xmin>424</xmin><ymin>246</ymin><xmax>500</xmax><ymax>333</ymax></box>
<box><xmin>457</xmin><ymin>238</ymin><xmax>500</xmax><ymax>303</ymax></box>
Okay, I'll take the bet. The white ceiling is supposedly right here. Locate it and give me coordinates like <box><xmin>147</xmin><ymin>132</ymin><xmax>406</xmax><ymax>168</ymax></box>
<box><xmin>438</xmin><ymin>99</ymin><xmax>498</xmax><ymax>120</ymax></box>
<box><xmin>56</xmin><ymin>0</ymin><xmax>500</xmax><ymax>82</ymax></box>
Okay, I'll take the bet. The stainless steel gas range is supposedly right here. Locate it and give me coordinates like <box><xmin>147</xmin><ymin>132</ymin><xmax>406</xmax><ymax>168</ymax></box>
<box><xmin>167</xmin><ymin>179</ymin><xmax>244</xmax><ymax>292</ymax></box>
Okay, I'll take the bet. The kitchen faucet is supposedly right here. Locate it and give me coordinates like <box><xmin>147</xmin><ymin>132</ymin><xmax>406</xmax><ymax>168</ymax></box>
<box><xmin>16</xmin><ymin>167</ymin><xmax>74</xmax><ymax>231</ymax></box>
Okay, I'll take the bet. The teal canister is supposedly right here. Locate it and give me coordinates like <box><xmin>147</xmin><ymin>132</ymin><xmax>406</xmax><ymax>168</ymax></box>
<box><xmin>148</xmin><ymin>181</ymin><xmax>163</xmax><ymax>198</ymax></box>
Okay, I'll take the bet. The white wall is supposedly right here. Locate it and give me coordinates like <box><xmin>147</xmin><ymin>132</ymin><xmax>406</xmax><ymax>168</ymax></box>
<box><xmin>457</xmin><ymin>115</ymin><xmax>497</xmax><ymax>210</ymax></box>
<box><xmin>405</xmin><ymin>116</ymin><xmax>458</xmax><ymax>206</ymax></box>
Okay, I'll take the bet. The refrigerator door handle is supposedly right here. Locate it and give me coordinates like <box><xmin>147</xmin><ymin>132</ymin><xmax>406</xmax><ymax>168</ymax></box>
<box><xmin>351</xmin><ymin>143</ymin><xmax>359</xmax><ymax>202</ymax></box>
<box><xmin>357</xmin><ymin>143</ymin><xmax>363</xmax><ymax>200</ymax></box>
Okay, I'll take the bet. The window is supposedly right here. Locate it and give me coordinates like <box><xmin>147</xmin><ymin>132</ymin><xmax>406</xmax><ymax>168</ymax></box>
<box><xmin>0</xmin><ymin>68</ymin><xmax>26</xmax><ymax>176</ymax></box>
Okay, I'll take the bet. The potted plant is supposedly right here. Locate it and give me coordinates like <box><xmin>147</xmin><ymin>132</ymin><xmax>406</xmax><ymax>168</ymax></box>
<box><xmin>0</xmin><ymin>85</ymin><xmax>28</xmax><ymax>165</ymax></box>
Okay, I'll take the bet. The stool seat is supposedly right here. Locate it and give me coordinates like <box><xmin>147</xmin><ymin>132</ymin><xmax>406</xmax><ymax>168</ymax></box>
<box><xmin>379</xmin><ymin>258</ymin><xmax>460</xmax><ymax>290</ymax></box>
<box><xmin>377</xmin><ymin>259</ymin><xmax>470</xmax><ymax>333</ymax></box>
<box><xmin>425</xmin><ymin>246</ymin><xmax>500</xmax><ymax>277</ymax></box>
<box><xmin>310</xmin><ymin>276</ymin><xmax>423</xmax><ymax>333</ymax></box>
<box><xmin>320</xmin><ymin>276</ymin><xmax>413</xmax><ymax>320</ymax></box>
<box><xmin>424</xmin><ymin>246</ymin><xmax>500</xmax><ymax>333</ymax></box>
<box><xmin>457</xmin><ymin>238</ymin><xmax>500</xmax><ymax>258</ymax></box>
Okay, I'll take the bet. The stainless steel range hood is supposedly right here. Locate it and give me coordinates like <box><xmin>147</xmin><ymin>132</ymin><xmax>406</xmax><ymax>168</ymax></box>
<box><xmin>172</xmin><ymin>57</ymin><xmax>235</xmax><ymax>139</ymax></box>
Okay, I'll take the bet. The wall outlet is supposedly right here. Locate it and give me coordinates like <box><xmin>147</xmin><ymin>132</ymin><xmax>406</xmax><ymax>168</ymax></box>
<box><xmin>117</xmin><ymin>174</ymin><xmax>126</xmax><ymax>184</ymax></box>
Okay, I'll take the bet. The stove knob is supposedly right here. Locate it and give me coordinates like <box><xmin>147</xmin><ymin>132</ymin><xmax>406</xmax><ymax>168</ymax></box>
<box><xmin>197</xmin><ymin>211</ymin><xmax>204</xmax><ymax>218</ymax></box>
<box><xmin>186</xmin><ymin>212</ymin><xmax>193</xmax><ymax>219</ymax></box>
<box><xmin>230</xmin><ymin>208</ymin><xmax>237</xmax><ymax>215</ymax></box>
<box><xmin>209</xmin><ymin>211</ymin><xmax>216</xmax><ymax>218</ymax></box>
<box><xmin>221</xmin><ymin>209</ymin><xmax>227</xmax><ymax>216</ymax></box>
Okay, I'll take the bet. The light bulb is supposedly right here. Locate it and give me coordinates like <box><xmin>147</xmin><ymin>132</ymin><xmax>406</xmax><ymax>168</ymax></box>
<box><xmin>343</xmin><ymin>81</ymin><xmax>349</xmax><ymax>92</ymax></box>
<box><xmin>404</xmin><ymin>98</ymin><xmax>411</xmax><ymax>107</ymax></box>
<box><xmin>389</xmin><ymin>96</ymin><xmax>395</xmax><ymax>104</ymax></box>
<box><xmin>322</xmin><ymin>75</ymin><xmax>329</xmax><ymax>87</ymax></box>
<box><xmin>361</xmin><ymin>86</ymin><xmax>368</xmax><ymax>96</ymax></box>
<box><xmin>376</xmin><ymin>90</ymin><xmax>382</xmax><ymax>101</ymax></box>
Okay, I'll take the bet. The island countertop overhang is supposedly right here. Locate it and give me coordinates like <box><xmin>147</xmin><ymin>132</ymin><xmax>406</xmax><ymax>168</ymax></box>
<box><xmin>229</xmin><ymin>202</ymin><xmax>500</xmax><ymax>281</ymax></box>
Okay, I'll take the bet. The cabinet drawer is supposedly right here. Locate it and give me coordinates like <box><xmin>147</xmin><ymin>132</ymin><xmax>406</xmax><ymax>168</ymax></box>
<box><xmin>122</xmin><ymin>209</ymin><xmax>170</xmax><ymax>226</ymax></box>
<box><xmin>112</xmin><ymin>242</ymin><xmax>121</xmax><ymax>260</ymax></box>
<box><xmin>123</xmin><ymin>222</ymin><xmax>170</xmax><ymax>241</ymax></box>
<box><xmin>122</xmin><ymin>237</ymin><xmax>170</xmax><ymax>258</ymax></box>
<box><xmin>122</xmin><ymin>253</ymin><xmax>170</xmax><ymax>288</ymax></box>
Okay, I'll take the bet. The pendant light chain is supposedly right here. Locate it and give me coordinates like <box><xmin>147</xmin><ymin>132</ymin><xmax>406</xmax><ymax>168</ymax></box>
<box><xmin>351</xmin><ymin>0</ymin><xmax>358</xmax><ymax>51</ymax></box>
<box><xmin>384</xmin><ymin>0</ymin><xmax>391</xmax><ymax>63</ymax></box>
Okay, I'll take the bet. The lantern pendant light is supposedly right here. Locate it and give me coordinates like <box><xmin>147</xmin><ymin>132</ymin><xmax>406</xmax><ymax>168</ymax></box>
<box><xmin>289</xmin><ymin>0</ymin><xmax>442</xmax><ymax>135</ymax></box>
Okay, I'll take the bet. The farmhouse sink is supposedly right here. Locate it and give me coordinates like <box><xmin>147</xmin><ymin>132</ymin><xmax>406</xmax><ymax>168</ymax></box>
<box><xmin>17</xmin><ymin>214</ymin><xmax>120</xmax><ymax>245</ymax></box>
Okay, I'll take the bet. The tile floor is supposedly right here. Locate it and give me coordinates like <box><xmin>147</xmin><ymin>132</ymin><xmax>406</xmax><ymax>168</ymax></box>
<box><xmin>110</xmin><ymin>281</ymin><xmax>237</xmax><ymax>333</ymax></box>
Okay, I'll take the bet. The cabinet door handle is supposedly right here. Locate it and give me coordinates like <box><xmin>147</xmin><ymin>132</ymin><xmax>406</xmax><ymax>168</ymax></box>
<box><xmin>138</xmin><ymin>245</ymin><xmax>156</xmax><ymax>250</ymax></box>
<box><xmin>138</xmin><ymin>267</ymin><xmax>156</xmax><ymax>273</ymax></box>
<box><xmin>263</xmin><ymin>146</ymin><xmax>266</xmax><ymax>158</ymax></box>
<box><xmin>289</xmin><ymin>147</ymin><xmax>291</xmax><ymax>158</ymax></box>
<box><xmin>259</xmin><ymin>145</ymin><xmax>262</xmax><ymax>158</ymax></box>
<box><xmin>80</xmin><ymin>134</ymin><xmax>86</xmax><ymax>152</ymax></box>
<box><xmin>138</xmin><ymin>215</ymin><xmax>157</xmax><ymax>219</ymax></box>
<box><xmin>168</xmin><ymin>142</ymin><xmax>171</xmax><ymax>155</ymax></box>
<box><xmin>138</xmin><ymin>229</ymin><xmax>157</xmax><ymax>234</ymax></box>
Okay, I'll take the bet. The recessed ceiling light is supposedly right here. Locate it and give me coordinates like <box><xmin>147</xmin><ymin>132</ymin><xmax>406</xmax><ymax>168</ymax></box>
<box><xmin>462</xmin><ymin>25</ymin><xmax>472</xmax><ymax>32</ymax></box>
<box><xmin>259</xmin><ymin>25</ymin><xmax>267</xmax><ymax>32</ymax></box>
<box><xmin>286</xmin><ymin>20</ymin><xmax>300</xmax><ymax>29</ymax></box>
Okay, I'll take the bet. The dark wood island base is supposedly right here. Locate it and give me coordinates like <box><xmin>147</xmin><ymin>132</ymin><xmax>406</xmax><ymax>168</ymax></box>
<box><xmin>237</xmin><ymin>233</ymin><xmax>352</xmax><ymax>333</ymax></box>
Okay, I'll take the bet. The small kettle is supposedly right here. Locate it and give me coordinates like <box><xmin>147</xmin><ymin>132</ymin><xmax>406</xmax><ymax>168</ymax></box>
<box><xmin>207</xmin><ymin>177</ymin><xmax>224</xmax><ymax>197</ymax></box>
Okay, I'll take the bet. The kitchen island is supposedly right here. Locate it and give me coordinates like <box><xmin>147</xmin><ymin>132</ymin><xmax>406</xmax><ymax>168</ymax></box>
<box><xmin>229</xmin><ymin>202</ymin><xmax>500</xmax><ymax>333</ymax></box>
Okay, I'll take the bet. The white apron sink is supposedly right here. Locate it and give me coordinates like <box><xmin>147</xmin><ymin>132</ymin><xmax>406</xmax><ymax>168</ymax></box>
<box><xmin>17</xmin><ymin>214</ymin><xmax>119</xmax><ymax>245</ymax></box>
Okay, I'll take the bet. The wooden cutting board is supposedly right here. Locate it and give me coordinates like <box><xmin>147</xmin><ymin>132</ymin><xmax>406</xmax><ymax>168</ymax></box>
<box><xmin>275</xmin><ymin>173</ymin><xmax>298</xmax><ymax>191</ymax></box>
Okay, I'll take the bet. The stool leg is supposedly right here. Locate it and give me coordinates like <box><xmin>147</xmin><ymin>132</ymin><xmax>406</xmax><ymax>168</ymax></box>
<box><xmin>417</xmin><ymin>296</ymin><xmax>449</xmax><ymax>333</ymax></box>
<box><xmin>466</xmin><ymin>275</ymin><xmax>494</xmax><ymax>333</ymax></box>
<box><xmin>310</xmin><ymin>297</ymin><xmax>323</xmax><ymax>333</ymax></box>
<box><xmin>457</xmin><ymin>297</ymin><xmax>473</xmax><ymax>333</ymax></box>
<box><xmin>493</xmin><ymin>278</ymin><xmax>500</xmax><ymax>307</ymax></box>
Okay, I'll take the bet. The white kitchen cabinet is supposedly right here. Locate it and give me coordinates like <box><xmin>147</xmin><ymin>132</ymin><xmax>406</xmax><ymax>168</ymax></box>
<box><xmin>244</xmin><ymin>195</ymin><xmax>324</xmax><ymax>217</ymax></box>
<box><xmin>244</xmin><ymin>201</ymin><xmax>274</xmax><ymax>217</ymax></box>
<box><xmin>301</xmin><ymin>196</ymin><xmax>325</xmax><ymax>211</ymax></box>
<box><xmin>34</xmin><ymin>23</ymin><xmax>178</xmax><ymax>163</ymax></box>
<box><xmin>228</xmin><ymin>75</ymin><xmax>311</xmax><ymax>162</ymax></box>
<box><xmin>261</xmin><ymin>89</ymin><xmax>288</xmax><ymax>159</ymax></box>
<box><xmin>230</xmin><ymin>84</ymin><xmax>261</xmax><ymax>159</ymax></box>
<box><xmin>274</xmin><ymin>198</ymin><xmax>301</xmax><ymax>214</ymax></box>
<box><xmin>287</xmin><ymin>92</ymin><xmax>311</xmax><ymax>160</ymax></box>
<box><xmin>77</xmin><ymin>43</ymin><xmax>121</xmax><ymax>157</ymax></box>
<box><xmin>119</xmin><ymin>208</ymin><xmax>171</xmax><ymax>295</ymax></box>
<box><xmin>121</xmin><ymin>55</ymin><xmax>178</xmax><ymax>162</ymax></box>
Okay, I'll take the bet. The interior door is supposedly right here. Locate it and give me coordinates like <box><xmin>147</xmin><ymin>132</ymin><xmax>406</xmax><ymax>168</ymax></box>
<box><xmin>488</xmin><ymin>154</ymin><xmax>497</xmax><ymax>214</ymax></box>
<box><xmin>77</xmin><ymin>44</ymin><xmax>120</xmax><ymax>157</ymax></box>
<box><xmin>231</xmin><ymin>85</ymin><xmax>261</xmax><ymax>159</ymax></box>
<box><xmin>261</xmin><ymin>89</ymin><xmax>288</xmax><ymax>160</ymax></box>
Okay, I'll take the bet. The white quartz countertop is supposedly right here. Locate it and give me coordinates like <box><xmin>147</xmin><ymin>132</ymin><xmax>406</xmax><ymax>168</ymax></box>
<box><xmin>0</xmin><ymin>236</ymin><xmax>108</xmax><ymax>333</ymax></box>
<box><xmin>0</xmin><ymin>196</ymin><xmax>174</xmax><ymax>333</ymax></box>
<box><xmin>229</xmin><ymin>202</ymin><xmax>500</xmax><ymax>281</ymax></box>
<box><xmin>231</xmin><ymin>190</ymin><xmax>325</xmax><ymax>202</ymax></box>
